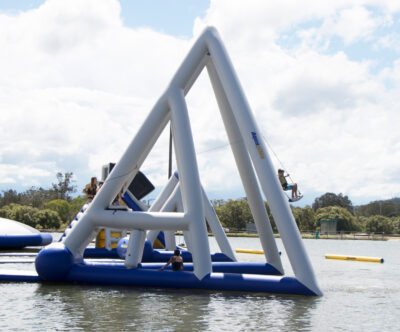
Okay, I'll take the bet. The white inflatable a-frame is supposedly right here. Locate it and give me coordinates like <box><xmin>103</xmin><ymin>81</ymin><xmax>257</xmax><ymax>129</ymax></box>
<box><xmin>35</xmin><ymin>27</ymin><xmax>322</xmax><ymax>296</ymax></box>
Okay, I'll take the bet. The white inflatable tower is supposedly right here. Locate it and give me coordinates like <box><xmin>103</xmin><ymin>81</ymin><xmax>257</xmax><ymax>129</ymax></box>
<box><xmin>52</xmin><ymin>27</ymin><xmax>321</xmax><ymax>296</ymax></box>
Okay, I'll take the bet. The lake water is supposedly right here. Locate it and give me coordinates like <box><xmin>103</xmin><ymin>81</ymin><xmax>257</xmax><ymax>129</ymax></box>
<box><xmin>0</xmin><ymin>235</ymin><xmax>399</xmax><ymax>331</ymax></box>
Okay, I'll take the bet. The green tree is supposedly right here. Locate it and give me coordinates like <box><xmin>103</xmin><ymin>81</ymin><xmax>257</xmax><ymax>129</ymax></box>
<box><xmin>292</xmin><ymin>206</ymin><xmax>316</xmax><ymax>231</ymax></box>
<box><xmin>213</xmin><ymin>198</ymin><xmax>277</xmax><ymax>233</ymax></box>
<box><xmin>0</xmin><ymin>203</ymin><xmax>61</xmax><ymax>229</ymax></box>
<box><xmin>214</xmin><ymin>198</ymin><xmax>253</xmax><ymax>231</ymax></box>
<box><xmin>45</xmin><ymin>199</ymin><xmax>72</xmax><ymax>223</ymax></box>
<box><xmin>391</xmin><ymin>217</ymin><xmax>400</xmax><ymax>234</ymax></box>
<box><xmin>51</xmin><ymin>172</ymin><xmax>76</xmax><ymax>201</ymax></box>
<box><xmin>365</xmin><ymin>215</ymin><xmax>394</xmax><ymax>234</ymax></box>
<box><xmin>23</xmin><ymin>187</ymin><xmax>54</xmax><ymax>208</ymax></box>
<box><xmin>0</xmin><ymin>204</ymin><xmax>39</xmax><ymax>228</ymax></box>
<box><xmin>312</xmin><ymin>192</ymin><xmax>353</xmax><ymax>214</ymax></box>
<box><xmin>211</xmin><ymin>199</ymin><xmax>226</xmax><ymax>207</ymax></box>
<box><xmin>316</xmin><ymin>206</ymin><xmax>361</xmax><ymax>231</ymax></box>
<box><xmin>355</xmin><ymin>199</ymin><xmax>399</xmax><ymax>218</ymax></box>
<box><xmin>0</xmin><ymin>190</ymin><xmax>23</xmax><ymax>207</ymax></box>
<box><xmin>34</xmin><ymin>209</ymin><xmax>62</xmax><ymax>229</ymax></box>
<box><xmin>70</xmin><ymin>196</ymin><xmax>88</xmax><ymax>217</ymax></box>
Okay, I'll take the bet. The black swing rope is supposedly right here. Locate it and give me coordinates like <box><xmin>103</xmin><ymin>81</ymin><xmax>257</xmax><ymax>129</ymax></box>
<box><xmin>167</xmin><ymin>130</ymin><xmax>302</xmax><ymax>197</ymax></box>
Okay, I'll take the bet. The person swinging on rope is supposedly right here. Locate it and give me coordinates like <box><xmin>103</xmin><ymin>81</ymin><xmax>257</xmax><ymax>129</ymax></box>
<box><xmin>277</xmin><ymin>169</ymin><xmax>301</xmax><ymax>201</ymax></box>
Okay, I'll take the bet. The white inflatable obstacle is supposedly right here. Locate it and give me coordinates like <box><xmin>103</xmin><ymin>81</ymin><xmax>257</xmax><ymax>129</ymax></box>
<box><xmin>35</xmin><ymin>27</ymin><xmax>322</xmax><ymax>296</ymax></box>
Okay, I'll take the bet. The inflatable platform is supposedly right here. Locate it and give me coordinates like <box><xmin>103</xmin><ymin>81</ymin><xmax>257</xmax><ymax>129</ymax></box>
<box><xmin>0</xmin><ymin>218</ymin><xmax>52</xmax><ymax>249</ymax></box>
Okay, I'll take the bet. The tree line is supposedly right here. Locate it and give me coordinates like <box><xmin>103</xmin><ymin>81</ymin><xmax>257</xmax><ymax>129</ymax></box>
<box><xmin>0</xmin><ymin>173</ymin><xmax>399</xmax><ymax>234</ymax></box>
<box><xmin>213</xmin><ymin>193</ymin><xmax>400</xmax><ymax>234</ymax></box>
<box><xmin>0</xmin><ymin>172</ymin><xmax>86</xmax><ymax>230</ymax></box>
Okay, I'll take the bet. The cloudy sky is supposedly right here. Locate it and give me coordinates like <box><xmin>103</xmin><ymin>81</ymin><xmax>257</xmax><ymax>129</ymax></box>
<box><xmin>0</xmin><ymin>0</ymin><xmax>399</xmax><ymax>207</ymax></box>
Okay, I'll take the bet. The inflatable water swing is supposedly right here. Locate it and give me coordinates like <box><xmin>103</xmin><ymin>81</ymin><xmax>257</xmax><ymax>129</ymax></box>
<box><xmin>1</xmin><ymin>27</ymin><xmax>322</xmax><ymax>296</ymax></box>
<box><xmin>288</xmin><ymin>196</ymin><xmax>303</xmax><ymax>203</ymax></box>
<box><xmin>0</xmin><ymin>218</ymin><xmax>52</xmax><ymax>249</ymax></box>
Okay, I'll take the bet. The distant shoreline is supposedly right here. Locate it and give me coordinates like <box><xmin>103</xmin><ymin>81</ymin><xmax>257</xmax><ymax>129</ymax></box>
<box><xmin>43</xmin><ymin>230</ymin><xmax>399</xmax><ymax>241</ymax></box>
<box><xmin>222</xmin><ymin>232</ymin><xmax>399</xmax><ymax>241</ymax></box>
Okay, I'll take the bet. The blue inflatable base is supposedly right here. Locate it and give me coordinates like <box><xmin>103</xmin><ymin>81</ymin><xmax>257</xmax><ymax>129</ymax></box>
<box><xmin>0</xmin><ymin>264</ymin><xmax>316</xmax><ymax>295</ymax></box>
<box><xmin>83</xmin><ymin>248</ymin><xmax>120</xmax><ymax>258</ymax></box>
<box><xmin>0</xmin><ymin>260</ymin><xmax>313</xmax><ymax>295</ymax></box>
<box><xmin>0</xmin><ymin>234</ymin><xmax>52</xmax><ymax>249</ymax></box>
<box><xmin>10</xmin><ymin>245</ymin><xmax>318</xmax><ymax>295</ymax></box>
<box><xmin>62</xmin><ymin>262</ymin><xmax>316</xmax><ymax>296</ymax></box>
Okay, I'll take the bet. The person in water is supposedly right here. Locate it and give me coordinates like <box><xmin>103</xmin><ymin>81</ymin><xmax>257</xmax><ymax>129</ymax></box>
<box><xmin>277</xmin><ymin>169</ymin><xmax>300</xmax><ymax>199</ymax></box>
<box><xmin>159</xmin><ymin>249</ymin><xmax>184</xmax><ymax>271</ymax></box>
<box><xmin>83</xmin><ymin>177</ymin><xmax>97</xmax><ymax>202</ymax></box>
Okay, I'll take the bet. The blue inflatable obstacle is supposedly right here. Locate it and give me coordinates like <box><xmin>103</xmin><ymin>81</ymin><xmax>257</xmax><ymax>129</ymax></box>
<box><xmin>32</xmin><ymin>245</ymin><xmax>315</xmax><ymax>295</ymax></box>
<box><xmin>0</xmin><ymin>218</ymin><xmax>52</xmax><ymax>249</ymax></box>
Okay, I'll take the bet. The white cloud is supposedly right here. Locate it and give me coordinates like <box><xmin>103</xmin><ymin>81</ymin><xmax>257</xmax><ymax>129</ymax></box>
<box><xmin>0</xmin><ymin>0</ymin><xmax>192</xmax><ymax>193</ymax></box>
<box><xmin>192</xmin><ymin>0</ymin><xmax>400</xmax><ymax>204</ymax></box>
<box><xmin>0</xmin><ymin>0</ymin><xmax>399</xmax><ymax>206</ymax></box>
<box><xmin>0</xmin><ymin>163</ymin><xmax>52</xmax><ymax>186</ymax></box>
<box><xmin>319</xmin><ymin>7</ymin><xmax>382</xmax><ymax>44</ymax></box>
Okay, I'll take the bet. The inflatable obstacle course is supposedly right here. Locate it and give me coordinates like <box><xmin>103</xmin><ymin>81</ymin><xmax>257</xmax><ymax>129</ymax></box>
<box><xmin>1</xmin><ymin>27</ymin><xmax>322</xmax><ymax>296</ymax></box>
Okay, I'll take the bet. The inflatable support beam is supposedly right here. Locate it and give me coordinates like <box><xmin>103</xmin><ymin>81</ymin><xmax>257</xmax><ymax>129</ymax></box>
<box><xmin>0</xmin><ymin>234</ymin><xmax>52</xmax><ymax>249</ymax></box>
<box><xmin>325</xmin><ymin>254</ymin><xmax>384</xmax><ymax>263</ymax></box>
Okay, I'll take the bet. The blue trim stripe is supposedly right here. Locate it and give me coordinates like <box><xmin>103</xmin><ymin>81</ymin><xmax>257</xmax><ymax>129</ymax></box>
<box><xmin>251</xmin><ymin>131</ymin><xmax>260</xmax><ymax>145</ymax></box>
<box><xmin>122</xmin><ymin>192</ymin><xmax>142</xmax><ymax>211</ymax></box>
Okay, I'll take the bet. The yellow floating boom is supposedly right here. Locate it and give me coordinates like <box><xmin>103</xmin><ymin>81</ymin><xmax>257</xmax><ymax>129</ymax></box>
<box><xmin>325</xmin><ymin>254</ymin><xmax>384</xmax><ymax>263</ymax></box>
<box><xmin>235</xmin><ymin>249</ymin><xmax>264</xmax><ymax>255</ymax></box>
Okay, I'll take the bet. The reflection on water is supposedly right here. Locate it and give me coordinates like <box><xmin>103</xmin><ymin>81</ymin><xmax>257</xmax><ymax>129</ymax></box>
<box><xmin>30</xmin><ymin>284</ymin><xmax>319</xmax><ymax>331</ymax></box>
<box><xmin>0</xmin><ymin>282</ymin><xmax>320</xmax><ymax>332</ymax></box>
<box><xmin>33</xmin><ymin>285</ymin><xmax>213</xmax><ymax>331</ymax></box>
<box><xmin>205</xmin><ymin>294</ymin><xmax>319</xmax><ymax>332</ymax></box>
<box><xmin>1</xmin><ymin>237</ymin><xmax>399</xmax><ymax>331</ymax></box>
<box><xmin>29</xmin><ymin>285</ymin><xmax>319</xmax><ymax>332</ymax></box>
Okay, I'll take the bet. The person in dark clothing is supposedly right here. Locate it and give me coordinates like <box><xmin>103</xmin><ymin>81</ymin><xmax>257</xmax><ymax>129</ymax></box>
<box><xmin>159</xmin><ymin>249</ymin><xmax>184</xmax><ymax>271</ymax></box>
<box><xmin>83</xmin><ymin>177</ymin><xmax>97</xmax><ymax>202</ymax></box>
